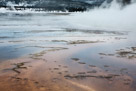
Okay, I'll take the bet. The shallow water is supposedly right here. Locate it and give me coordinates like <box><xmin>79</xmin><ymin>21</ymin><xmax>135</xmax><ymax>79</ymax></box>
<box><xmin>0</xmin><ymin>8</ymin><xmax>136</xmax><ymax>91</ymax></box>
<box><xmin>0</xmin><ymin>12</ymin><xmax>128</xmax><ymax>61</ymax></box>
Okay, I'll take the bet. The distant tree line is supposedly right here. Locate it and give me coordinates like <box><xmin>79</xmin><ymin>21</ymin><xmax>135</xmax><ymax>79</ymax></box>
<box><xmin>0</xmin><ymin>0</ymin><xmax>132</xmax><ymax>12</ymax></box>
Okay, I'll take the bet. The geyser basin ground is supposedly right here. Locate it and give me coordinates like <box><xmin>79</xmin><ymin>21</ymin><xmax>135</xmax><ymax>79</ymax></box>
<box><xmin>0</xmin><ymin>3</ymin><xmax>136</xmax><ymax>91</ymax></box>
